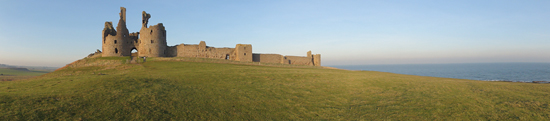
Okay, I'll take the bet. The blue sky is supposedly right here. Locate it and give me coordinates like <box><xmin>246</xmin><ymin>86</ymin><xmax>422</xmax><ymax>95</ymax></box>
<box><xmin>1</xmin><ymin>0</ymin><xmax>549</xmax><ymax>67</ymax></box>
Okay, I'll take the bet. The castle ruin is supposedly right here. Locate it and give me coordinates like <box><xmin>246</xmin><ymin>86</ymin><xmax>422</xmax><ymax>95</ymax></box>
<box><xmin>102</xmin><ymin>7</ymin><xmax>320</xmax><ymax>66</ymax></box>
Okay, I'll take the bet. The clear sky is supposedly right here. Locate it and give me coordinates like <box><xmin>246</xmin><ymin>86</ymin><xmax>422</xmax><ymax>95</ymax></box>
<box><xmin>1</xmin><ymin>0</ymin><xmax>549</xmax><ymax>67</ymax></box>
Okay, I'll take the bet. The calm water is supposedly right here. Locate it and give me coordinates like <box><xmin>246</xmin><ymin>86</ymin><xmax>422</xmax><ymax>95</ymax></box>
<box><xmin>332</xmin><ymin>63</ymin><xmax>550</xmax><ymax>82</ymax></box>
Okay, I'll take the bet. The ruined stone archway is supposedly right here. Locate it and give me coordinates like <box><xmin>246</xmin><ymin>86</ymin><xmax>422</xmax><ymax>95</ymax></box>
<box><xmin>130</xmin><ymin>47</ymin><xmax>138</xmax><ymax>57</ymax></box>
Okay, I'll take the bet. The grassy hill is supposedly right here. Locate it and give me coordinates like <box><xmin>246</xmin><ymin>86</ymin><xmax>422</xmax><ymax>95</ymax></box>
<box><xmin>1</xmin><ymin>57</ymin><xmax>550</xmax><ymax>120</ymax></box>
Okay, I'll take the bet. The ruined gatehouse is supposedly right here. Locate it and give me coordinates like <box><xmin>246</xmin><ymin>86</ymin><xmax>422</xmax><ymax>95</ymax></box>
<box><xmin>102</xmin><ymin>7</ymin><xmax>321</xmax><ymax>66</ymax></box>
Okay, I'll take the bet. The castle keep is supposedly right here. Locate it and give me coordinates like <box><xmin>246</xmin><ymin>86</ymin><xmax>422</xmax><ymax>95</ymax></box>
<box><xmin>102</xmin><ymin>7</ymin><xmax>320</xmax><ymax>66</ymax></box>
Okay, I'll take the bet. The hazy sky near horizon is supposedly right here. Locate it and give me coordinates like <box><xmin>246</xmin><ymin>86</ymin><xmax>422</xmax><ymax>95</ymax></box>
<box><xmin>1</xmin><ymin>0</ymin><xmax>549</xmax><ymax>67</ymax></box>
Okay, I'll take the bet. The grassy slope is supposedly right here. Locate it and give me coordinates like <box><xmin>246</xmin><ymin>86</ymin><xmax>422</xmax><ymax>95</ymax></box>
<box><xmin>1</xmin><ymin>57</ymin><xmax>550</xmax><ymax>120</ymax></box>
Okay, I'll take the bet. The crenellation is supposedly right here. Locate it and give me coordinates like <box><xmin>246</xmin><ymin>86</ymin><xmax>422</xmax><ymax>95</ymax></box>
<box><xmin>101</xmin><ymin>7</ymin><xmax>321</xmax><ymax>66</ymax></box>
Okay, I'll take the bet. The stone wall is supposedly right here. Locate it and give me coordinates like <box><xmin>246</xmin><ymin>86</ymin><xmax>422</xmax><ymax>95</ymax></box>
<box><xmin>252</xmin><ymin>54</ymin><xmax>283</xmax><ymax>63</ymax></box>
<box><xmin>284</xmin><ymin>56</ymin><xmax>313</xmax><ymax>66</ymax></box>
<box><xmin>252</xmin><ymin>52</ymin><xmax>320</xmax><ymax>66</ymax></box>
<box><xmin>252</xmin><ymin>51</ymin><xmax>322</xmax><ymax>66</ymax></box>
<box><xmin>205</xmin><ymin>48</ymin><xmax>235</xmax><ymax>59</ymax></box>
<box><xmin>177</xmin><ymin>44</ymin><xmax>200</xmax><ymax>57</ymax></box>
<box><xmin>174</xmin><ymin>41</ymin><xmax>236</xmax><ymax>60</ymax></box>
<box><xmin>165</xmin><ymin>46</ymin><xmax>177</xmax><ymax>57</ymax></box>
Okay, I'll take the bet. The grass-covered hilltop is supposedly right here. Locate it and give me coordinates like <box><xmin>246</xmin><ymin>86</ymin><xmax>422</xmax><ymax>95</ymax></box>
<box><xmin>1</xmin><ymin>57</ymin><xmax>550</xmax><ymax>120</ymax></box>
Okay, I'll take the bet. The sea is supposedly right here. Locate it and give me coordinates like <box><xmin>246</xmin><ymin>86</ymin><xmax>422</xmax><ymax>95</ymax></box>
<box><xmin>331</xmin><ymin>63</ymin><xmax>550</xmax><ymax>82</ymax></box>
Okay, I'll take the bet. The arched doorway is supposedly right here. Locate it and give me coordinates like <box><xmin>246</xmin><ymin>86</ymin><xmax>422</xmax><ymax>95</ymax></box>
<box><xmin>225</xmin><ymin>54</ymin><xmax>230</xmax><ymax>60</ymax></box>
<box><xmin>130</xmin><ymin>47</ymin><xmax>138</xmax><ymax>57</ymax></box>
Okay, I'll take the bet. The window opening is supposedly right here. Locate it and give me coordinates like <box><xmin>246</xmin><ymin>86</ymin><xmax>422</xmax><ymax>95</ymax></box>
<box><xmin>114</xmin><ymin>40</ymin><xmax>117</xmax><ymax>44</ymax></box>
<box><xmin>151</xmin><ymin>40</ymin><xmax>154</xmax><ymax>43</ymax></box>
<box><xmin>115</xmin><ymin>48</ymin><xmax>118</xmax><ymax>53</ymax></box>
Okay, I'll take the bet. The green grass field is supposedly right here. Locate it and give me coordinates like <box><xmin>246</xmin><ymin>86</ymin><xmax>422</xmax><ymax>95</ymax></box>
<box><xmin>1</xmin><ymin>57</ymin><xmax>549</xmax><ymax>120</ymax></box>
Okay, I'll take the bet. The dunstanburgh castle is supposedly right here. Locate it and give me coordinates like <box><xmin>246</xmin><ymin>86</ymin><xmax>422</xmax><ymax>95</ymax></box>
<box><xmin>101</xmin><ymin>7</ymin><xmax>320</xmax><ymax>66</ymax></box>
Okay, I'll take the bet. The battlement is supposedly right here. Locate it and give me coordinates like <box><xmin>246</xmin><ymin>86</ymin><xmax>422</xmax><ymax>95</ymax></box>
<box><xmin>101</xmin><ymin>7</ymin><xmax>321</xmax><ymax>66</ymax></box>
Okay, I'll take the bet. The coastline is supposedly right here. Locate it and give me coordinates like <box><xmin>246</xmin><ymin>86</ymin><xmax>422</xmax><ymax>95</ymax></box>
<box><xmin>329</xmin><ymin>63</ymin><xmax>550</xmax><ymax>83</ymax></box>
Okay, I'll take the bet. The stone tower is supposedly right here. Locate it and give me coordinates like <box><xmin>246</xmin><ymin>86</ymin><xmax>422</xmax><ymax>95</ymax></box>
<box><xmin>138</xmin><ymin>11</ymin><xmax>167</xmax><ymax>57</ymax></box>
<box><xmin>102</xmin><ymin>7</ymin><xmax>131</xmax><ymax>57</ymax></box>
<box><xmin>235</xmin><ymin>44</ymin><xmax>252</xmax><ymax>62</ymax></box>
<box><xmin>313</xmin><ymin>54</ymin><xmax>321</xmax><ymax>66</ymax></box>
<box><xmin>307</xmin><ymin>51</ymin><xmax>313</xmax><ymax>66</ymax></box>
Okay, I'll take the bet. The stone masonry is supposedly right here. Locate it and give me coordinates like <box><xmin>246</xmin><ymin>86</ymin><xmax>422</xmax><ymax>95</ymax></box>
<box><xmin>101</xmin><ymin>7</ymin><xmax>321</xmax><ymax>66</ymax></box>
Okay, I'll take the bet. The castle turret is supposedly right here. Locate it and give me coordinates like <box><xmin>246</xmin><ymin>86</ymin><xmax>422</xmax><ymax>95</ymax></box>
<box><xmin>307</xmin><ymin>51</ymin><xmax>313</xmax><ymax>66</ymax></box>
<box><xmin>313</xmin><ymin>54</ymin><xmax>321</xmax><ymax>66</ymax></box>
<box><xmin>102</xmin><ymin>7</ymin><xmax>130</xmax><ymax>57</ymax></box>
<box><xmin>138</xmin><ymin>11</ymin><xmax>167</xmax><ymax>57</ymax></box>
